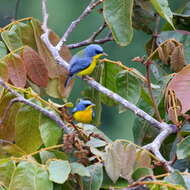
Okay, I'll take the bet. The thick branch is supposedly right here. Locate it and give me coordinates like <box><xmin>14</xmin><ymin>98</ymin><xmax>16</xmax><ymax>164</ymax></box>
<box><xmin>0</xmin><ymin>79</ymin><xmax>72</xmax><ymax>134</ymax></box>
<box><xmin>56</xmin><ymin>0</ymin><xmax>105</xmax><ymax>51</ymax></box>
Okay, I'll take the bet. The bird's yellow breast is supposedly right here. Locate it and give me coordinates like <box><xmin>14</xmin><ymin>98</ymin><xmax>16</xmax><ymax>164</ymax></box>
<box><xmin>77</xmin><ymin>54</ymin><xmax>103</xmax><ymax>76</ymax></box>
<box><xmin>73</xmin><ymin>109</ymin><xmax>93</xmax><ymax>123</ymax></box>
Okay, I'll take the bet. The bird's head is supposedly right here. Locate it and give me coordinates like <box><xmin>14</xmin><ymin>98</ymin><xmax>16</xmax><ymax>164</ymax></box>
<box><xmin>72</xmin><ymin>99</ymin><xmax>95</xmax><ymax>113</ymax></box>
<box><xmin>84</xmin><ymin>44</ymin><xmax>107</xmax><ymax>58</ymax></box>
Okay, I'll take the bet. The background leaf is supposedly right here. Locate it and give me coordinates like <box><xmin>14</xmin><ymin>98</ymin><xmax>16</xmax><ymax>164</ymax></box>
<box><xmin>177</xmin><ymin>136</ymin><xmax>190</xmax><ymax>159</ymax></box>
<box><xmin>103</xmin><ymin>0</ymin><xmax>134</xmax><ymax>46</ymax></box>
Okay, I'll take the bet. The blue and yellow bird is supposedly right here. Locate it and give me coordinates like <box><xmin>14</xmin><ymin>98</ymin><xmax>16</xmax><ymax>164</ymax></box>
<box><xmin>65</xmin><ymin>44</ymin><xmax>107</xmax><ymax>87</ymax></box>
<box><xmin>72</xmin><ymin>99</ymin><xmax>95</xmax><ymax>123</ymax></box>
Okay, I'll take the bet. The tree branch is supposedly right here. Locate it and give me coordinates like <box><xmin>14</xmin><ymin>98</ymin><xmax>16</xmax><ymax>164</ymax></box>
<box><xmin>56</xmin><ymin>0</ymin><xmax>105</xmax><ymax>51</ymax></box>
<box><xmin>0</xmin><ymin>79</ymin><xmax>72</xmax><ymax>134</ymax></box>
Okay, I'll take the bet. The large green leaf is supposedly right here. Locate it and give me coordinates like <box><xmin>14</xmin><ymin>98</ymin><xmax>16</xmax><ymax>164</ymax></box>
<box><xmin>48</xmin><ymin>160</ymin><xmax>71</xmax><ymax>184</ymax></box>
<box><xmin>15</xmin><ymin>104</ymin><xmax>42</xmax><ymax>153</ymax></box>
<box><xmin>82</xmin><ymin>163</ymin><xmax>103</xmax><ymax>190</ymax></box>
<box><xmin>39</xmin><ymin>113</ymin><xmax>62</xmax><ymax>147</ymax></box>
<box><xmin>1</xmin><ymin>21</ymin><xmax>37</xmax><ymax>51</ymax></box>
<box><xmin>103</xmin><ymin>0</ymin><xmax>134</xmax><ymax>46</ymax></box>
<box><xmin>0</xmin><ymin>159</ymin><xmax>15</xmax><ymax>187</ymax></box>
<box><xmin>100</xmin><ymin>61</ymin><xmax>122</xmax><ymax>106</ymax></box>
<box><xmin>116</xmin><ymin>70</ymin><xmax>141</xmax><ymax>113</ymax></box>
<box><xmin>8</xmin><ymin>161</ymin><xmax>53</xmax><ymax>190</ymax></box>
<box><xmin>149</xmin><ymin>0</ymin><xmax>174</xmax><ymax>28</ymax></box>
<box><xmin>132</xmin><ymin>168</ymin><xmax>153</xmax><ymax>181</ymax></box>
<box><xmin>177</xmin><ymin>136</ymin><xmax>190</xmax><ymax>159</ymax></box>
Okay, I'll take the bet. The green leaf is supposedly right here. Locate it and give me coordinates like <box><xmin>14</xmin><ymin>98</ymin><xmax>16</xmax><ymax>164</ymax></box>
<box><xmin>103</xmin><ymin>0</ymin><xmax>134</xmax><ymax>46</ymax></box>
<box><xmin>116</xmin><ymin>70</ymin><xmax>141</xmax><ymax>113</ymax></box>
<box><xmin>1</xmin><ymin>22</ymin><xmax>37</xmax><ymax>51</ymax></box>
<box><xmin>86</xmin><ymin>137</ymin><xmax>107</xmax><ymax>148</ymax></box>
<box><xmin>0</xmin><ymin>41</ymin><xmax>7</xmax><ymax>59</ymax></box>
<box><xmin>48</xmin><ymin>160</ymin><xmax>71</xmax><ymax>184</ymax></box>
<box><xmin>101</xmin><ymin>61</ymin><xmax>122</xmax><ymax>106</ymax></box>
<box><xmin>132</xmin><ymin>168</ymin><xmax>153</xmax><ymax>181</ymax></box>
<box><xmin>40</xmin><ymin>150</ymin><xmax>67</xmax><ymax>164</ymax></box>
<box><xmin>0</xmin><ymin>159</ymin><xmax>15</xmax><ymax>187</ymax></box>
<box><xmin>180</xmin><ymin>122</ymin><xmax>190</xmax><ymax>137</ymax></box>
<box><xmin>177</xmin><ymin>136</ymin><xmax>190</xmax><ymax>159</ymax></box>
<box><xmin>71</xmin><ymin>162</ymin><xmax>90</xmax><ymax>177</ymax></box>
<box><xmin>15</xmin><ymin>104</ymin><xmax>42</xmax><ymax>153</ymax></box>
<box><xmin>164</xmin><ymin>171</ymin><xmax>187</xmax><ymax>189</ymax></box>
<box><xmin>149</xmin><ymin>0</ymin><xmax>174</xmax><ymax>28</ymax></box>
<box><xmin>39</xmin><ymin>114</ymin><xmax>62</xmax><ymax>147</ymax></box>
<box><xmin>8</xmin><ymin>161</ymin><xmax>53</xmax><ymax>190</ymax></box>
<box><xmin>82</xmin><ymin>163</ymin><xmax>103</xmax><ymax>190</ymax></box>
<box><xmin>102</xmin><ymin>172</ymin><xmax>129</xmax><ymax>189</ymax></box>
<box><xmin>79</xmin><ymin>124</ymin><xmax>112</xmax><ymax>143</ymax></box>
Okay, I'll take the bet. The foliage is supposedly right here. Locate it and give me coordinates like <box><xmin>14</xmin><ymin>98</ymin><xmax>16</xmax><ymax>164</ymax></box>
<box><xmin>0</xmin><ymin>0</ymin><xmax>190</xmax><ymax>189</ymax></box>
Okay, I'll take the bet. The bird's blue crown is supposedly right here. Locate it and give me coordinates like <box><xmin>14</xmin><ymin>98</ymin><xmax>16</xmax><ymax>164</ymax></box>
<box><xmin>72</xmin><ymin>99</ymin><xmax>94</xmax><ymax>113</ymax></box>
<box><xmin>84</xmin><ymin>44</ymin><xmax>104</xmax><ymax>57</ymax></box>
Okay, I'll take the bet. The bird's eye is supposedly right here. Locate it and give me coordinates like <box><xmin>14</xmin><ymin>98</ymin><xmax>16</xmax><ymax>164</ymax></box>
<box><xmin>95</xmin><ymin>50</ymin><xmax>103</xmax><ymax>54</ymax></box>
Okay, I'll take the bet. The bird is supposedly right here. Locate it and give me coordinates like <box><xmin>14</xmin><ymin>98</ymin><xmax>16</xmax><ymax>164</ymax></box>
<box><xmin>72</xmin><ymin>99</ymin><xmax>95</xmax><ymax>123</ymax></box>
<box><xmin>64</xmin><ymin>44</ymin><xmax>107</xmax><ymax>87</ymax></box>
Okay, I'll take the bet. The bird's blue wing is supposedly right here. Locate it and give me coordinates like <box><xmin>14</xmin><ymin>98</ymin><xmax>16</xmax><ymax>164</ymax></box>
<box><xmin>69</xmin><ymin>56</ymin><xmax>92</xmax><ymax>75</ymax></box>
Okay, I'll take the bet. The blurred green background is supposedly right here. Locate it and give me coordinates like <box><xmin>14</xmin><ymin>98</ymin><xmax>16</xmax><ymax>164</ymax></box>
<box><xmin>0</xmin><ymin>0</ymin><xmax>187</xmax><ymax>141</ymax></box>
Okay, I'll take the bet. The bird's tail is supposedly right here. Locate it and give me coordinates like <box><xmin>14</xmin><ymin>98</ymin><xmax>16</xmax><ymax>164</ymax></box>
<box><xmin>64</xmin><ymin>74</ymin><xmax>73</xmax><ymax>87</ymax></box>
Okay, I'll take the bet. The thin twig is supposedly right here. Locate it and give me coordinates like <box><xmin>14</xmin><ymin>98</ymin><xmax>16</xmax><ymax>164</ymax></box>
<box><xmin>145</xmin><ymin>14</ymin><xmax>162</xmax><ymax>122</ymax></box>
<box><xmin>56</xmin><ymin>0</ymin><xmax>105</xmax><ymax>51</ymax></box>
<box><xmin>68</xmin><ymin>35</ymin><xmax>113</xmax><ymax>49</ymax></box>
<box><xmin>0</xmin><ymin>79</ymin><xmax>72</xmax><ymax>134</ymax></box>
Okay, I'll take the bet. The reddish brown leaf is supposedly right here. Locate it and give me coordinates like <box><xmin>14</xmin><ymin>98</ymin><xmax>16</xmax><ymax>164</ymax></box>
<box><xmin>166</xmin><ymin>65</ymin><xmax>190</xmax><ymax>113</ymax></box>
<box><xmin>31</xmin><ymin>19</ymin><xmax>59</xmax><ymax>78</ymax></box>
<box><xmin>23</xmin><ymin>46</ymin><xmax>49</xmax><ymax>87</ymax></box>
<box><xmin>6</xmin><ymin>54</ymin><xmax>27</xmax><ymax>88</ymax></box>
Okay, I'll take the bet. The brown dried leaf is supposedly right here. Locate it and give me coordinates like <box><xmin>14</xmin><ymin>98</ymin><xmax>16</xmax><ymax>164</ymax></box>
<box><xmin>158</xmin><ymin>46</ymin><xmax>168</xmax><ymax>65</ymax></box>
<box><xmin>23</xmin><ymin>46</ymin><xmax>48</xmax><ymax>87</ymax></box>
<box><xmin>165</xmin><ymin>40</ymin><xmax>176</xmax><ymax>56</ymax></box>
<box><xmin>166</xmin><ymin>65</ymin><xmax>190</xmax><ymax>113</ymax></box>
<box><xmin>6</xmin><ymin>54</ymin><xmax>27</xmax><ymax>88</ymax></box>
<box><xmin>120</xmin><ymin>144</ymin><xmax>136</xmax><ymax>180</ymax></box>
<box><xmin>170</xmin><ymin>45</ymin><xmax>185</xmax><ymax>72</ymax></box>
<box><xmin>103</xmin><ymin>142</ymin><xmax>122</xmax><ymax>183</ymax></box>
